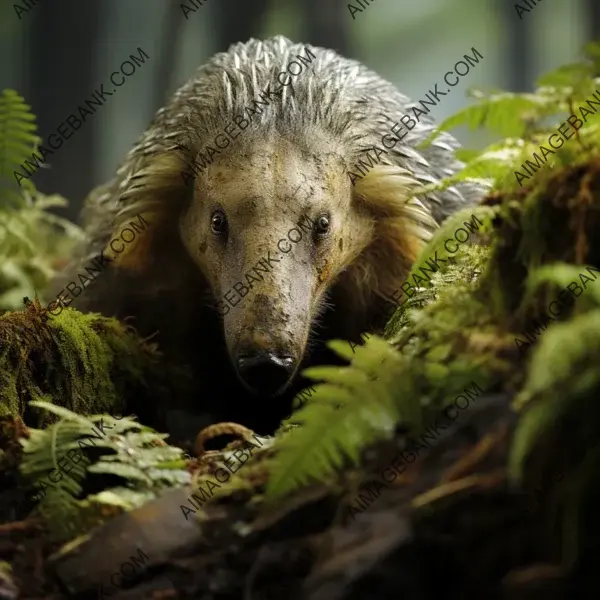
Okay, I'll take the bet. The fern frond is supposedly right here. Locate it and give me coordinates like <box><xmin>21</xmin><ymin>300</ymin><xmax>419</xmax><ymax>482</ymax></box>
<box><xmin>429</xmin><ymin>90</ymin><xmax>561</xmax><ymax>141</ymax></box>
<box><xmin>87</xmin><ymin>488</ymin><xmax>158</xmax><ymax>510</ymax></box>
<box><xmin>25</xmin><ymin>401</ymin><xmax>96</xmax><ymax>428</ymax></box>
<box><xmin>20</xmin><ymin>402</ymin><xmax>191</xmax><ymax>539</ymax></box>
<box><xmin>0</xmin><ymin>89</ymin><xmax>40</xmax><ymax>199</ymax></box>
<box><xmin>266</xmin><ymin>335</ymin><xmax>416</xmax><ymax>502</ymax></box>
<box><xmin>416</xmin><ymin>55</ymin><xmax>600</xmax><ymax>196</ymax></box>
<box><xmin>21</xmin><ymin>403</ymin><xmax>142</xmax><ymax>492</ymax></box>
<box><xmin>535</xmin><ymin>63</ymin><xmax>597</xmax><ymax>100</ymax></box>
<box><xmin>0</xmin><ymin>90</ymin><xmax>85</xmax><ymax>311</ymax></box>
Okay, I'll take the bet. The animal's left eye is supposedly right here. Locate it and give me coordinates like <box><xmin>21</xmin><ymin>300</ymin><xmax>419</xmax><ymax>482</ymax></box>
<box><xmin>210</xmin><ymin>210</ymin><xmax>228</xmax><ymax>236</ymax></box>
<box><xmin>313</xmin><ymin>214</ymin><xmax>331</xmax><ymax>238</ymax></box>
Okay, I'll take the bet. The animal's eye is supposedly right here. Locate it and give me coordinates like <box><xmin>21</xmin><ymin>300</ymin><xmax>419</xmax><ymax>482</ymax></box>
<box><xmin>313</xmin><ymin>214</ymin><xmax>331</xmax><ymax>238</ymax></box>
<box><xmin>210</xmin><ymin>210</ymin><xmax>228</xmax><ymax>235</ymax></box>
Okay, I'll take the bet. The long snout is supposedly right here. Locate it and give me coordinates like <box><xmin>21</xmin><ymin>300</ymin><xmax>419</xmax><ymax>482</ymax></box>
<box><xmin>221</xmin><ymin>261</ymin><xmax>313</xmax><ymax>397</ymax></box>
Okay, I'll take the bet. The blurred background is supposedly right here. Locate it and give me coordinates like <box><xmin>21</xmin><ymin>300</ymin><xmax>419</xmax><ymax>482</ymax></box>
<box><xmin>0</xmin><ymin>0</ymin><xmax>599</xmax><ymax>221</ymax></box>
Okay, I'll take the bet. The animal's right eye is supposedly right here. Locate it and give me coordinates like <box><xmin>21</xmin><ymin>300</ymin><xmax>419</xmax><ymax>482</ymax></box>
<box><xmin>210</xmin><ymin>210</ymin><xmax>228</xmax><ymax>236</ymax></box>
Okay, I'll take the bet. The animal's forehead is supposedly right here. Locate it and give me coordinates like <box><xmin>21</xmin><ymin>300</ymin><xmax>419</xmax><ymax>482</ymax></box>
<box><xmin>201</xmin><ymin>141</ymin><xmax>347</xmax><ymax>213</ymax></box>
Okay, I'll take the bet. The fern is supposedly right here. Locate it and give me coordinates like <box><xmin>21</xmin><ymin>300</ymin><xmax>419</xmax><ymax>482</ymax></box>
<box><xmin>0</xmin><ymin>191</ymin><xmax>86</xmax><ymax>310</ymax></box>
<box><xmin>405</xmin><ymin>204</ymin><xmax>497</xmax><ymax>285</ymax></box>
<box><xmin>417</xmin><ymin>44</ymin><xmax>600</xmax><ymax>195</ymax></box>
<box><xmin>20</xmin><ymin>401</ymin><xmax>191</xmax><ymax>541</ymax></box>
<box><xmin>0</xmin><ymin>89</ymin><xmax>85</xmax><ymax>312</ymax></box>
<box><xmin>428</xmin><ymin>41</ymin><xmax>600</xmax><ymax>144</ymax></box>
<box><xmin>265</xmin><ymin>336</ymin><xmax>420</xmax><ymax>501</ymax></box>
<box><xmin>386</xmin><ymin>243</ymin><xmax>492</xmax><ymax>346</ymax></box>
<box><xmin>0</xmin><ymin>89</ymin><xmax>40</xmax><ymax>203</ymax></box>
<box><xmin>433</xmin><ymin>90</ymin><xmax>562</xmax><ymax>140</ymax></box>
<box><xmin>264</xmin><ymin>236</ymin><xmax>497</xmax><ymax>504</ymax></box>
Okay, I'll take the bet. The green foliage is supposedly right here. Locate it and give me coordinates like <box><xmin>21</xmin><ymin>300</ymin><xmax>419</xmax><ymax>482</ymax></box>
<box><xmin>510</xmin><ymin>307</ymin><xmax>600</xmax><ymax>471</ymax></box>
<box><xmin>20</xmin><ymin>402</ymin><xmax>191</xmax><ymax>542</ymax></box>
<box><xmin>0</xmin><ymin>92</ymin><xmax>197</xmax><ymax>543</ymax></box>
<box><xmin>2</xmin><ymin>45</ymin><xmax>599</xmax><ymax>569</ymax></box>
<box><xmin>508</xmin><ymin>305</ymin><xmax>600</xmax><ymax>562</ymax></box>
<box><xmin>265</xmin><ymin>243</ymin><xmax>500</xmax><ymax>503</ymax></box>
<box><xmin>520</xmin><ymin>263</ymin><xmax>600</xmax><ymax>319</ymax></box>
<box><xmin>403</xmin><ymin>204</ymin><xmax>498</xmax><ymax>289</ymax></box>
<box><xmin>419</xmin><ymin>41</ymin><xmax>600</xmax><ymax>194</ymax></box>
<box><xmin>434</xmin><ymin>90</ymin><xmax>562</xmax><ymax>139</ymax></box>
<box><xmin>0</xmin><ymin>89</ymin><xmax>40</xmax><ymax>199</ymax></box>
<box><xmin>266</xmin><ymin>335</ymin><xmax>415</xmax><ymax>501</ymax></box>
<box><xmin>0</xmin><ymin>89</ymin><xmax>85</xmax><ymax>312</ymax></box>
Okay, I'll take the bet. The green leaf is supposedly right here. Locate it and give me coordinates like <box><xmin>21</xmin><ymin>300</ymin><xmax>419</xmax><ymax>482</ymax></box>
<box><xmin>87</xmin><ymin>462</ymin><xmax>153</xmax><ymax>483</ymax></box>
<box><xmin>266</xmin><ymin>335</ymin><xmax>417</xmax><ymax>502</ymax></box>
<box><xmin>509</xmin><ymin>400</ymin><xmax>561</xmax><ymax>484</ymax></box>
<box><xmin>433</xmin><ymin>91</ymin><xmax>557</xmax><ymax>138</ymax></box>
<box><xmin>407</xmin><ymin>205</ymin><xmax>497</xmax><ymax>283</ymax></box>
<box><xmin>27</xmin><ymin>400</ymin><xmax>95</xmax><ymax>428</ymax></box>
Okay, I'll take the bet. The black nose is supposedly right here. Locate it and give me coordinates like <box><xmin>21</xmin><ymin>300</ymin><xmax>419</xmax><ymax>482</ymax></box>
<box><xmin>236</xmin><ymin>351</ymin><xmax>295</xmax><ymax>396</ymax></box>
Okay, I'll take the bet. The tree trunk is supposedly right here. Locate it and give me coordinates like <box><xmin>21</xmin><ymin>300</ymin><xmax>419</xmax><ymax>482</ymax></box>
<box><xmin>27</xmin><ymin>0</ymin><xmax>103</xmax><ymax>221</ymax></box>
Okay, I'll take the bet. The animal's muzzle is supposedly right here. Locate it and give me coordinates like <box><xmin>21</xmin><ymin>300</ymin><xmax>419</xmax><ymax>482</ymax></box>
<box><xmin>235</xmin><ymin>350</ymin><xmax>295</xmax><ymax>396</ymax></box>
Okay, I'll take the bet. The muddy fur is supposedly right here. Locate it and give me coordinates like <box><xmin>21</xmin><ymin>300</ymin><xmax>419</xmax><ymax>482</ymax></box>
<box><xmin>54</xmin><ymin>36</ymin><xmax>486</xmax><ymax>438</ymax></box>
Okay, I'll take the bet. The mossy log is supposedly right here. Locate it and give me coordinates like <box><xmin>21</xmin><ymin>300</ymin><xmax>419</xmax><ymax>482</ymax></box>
<box><xmin>0</xmin><ymin>299</ymin><xmax>191</xmax><ymax>429</ymax></box>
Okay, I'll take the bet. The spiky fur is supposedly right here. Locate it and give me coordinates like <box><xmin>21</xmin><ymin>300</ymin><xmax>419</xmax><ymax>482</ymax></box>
<box><xmin>56</xmin><ymin>36</ymin><xmax>486</xmax><ymax>436</ymax></box>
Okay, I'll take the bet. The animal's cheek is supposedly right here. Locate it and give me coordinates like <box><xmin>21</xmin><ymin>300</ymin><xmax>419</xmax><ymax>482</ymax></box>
<box><xmin>192</xmin><ymin>245</ymin><xmax>221</xmax><ymax>288</ymax></box>
<box><xmin>317</xmin><ymin>260</ymin><xmax>334</xmax><ymax>285</ymax></box>
<box><xmin>313</xmin><ymin>249</ymin><xmax>341</xmax><ymax>294</ymax></box>
<box><xmin>315</xmin><ymin>235</ymin><xmax>347</xmax><ymax>282</ymax></box>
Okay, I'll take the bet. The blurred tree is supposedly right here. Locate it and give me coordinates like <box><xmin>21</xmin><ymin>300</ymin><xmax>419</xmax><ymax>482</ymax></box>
<box><xmin>304</xmin><ymin>0</ymin><xmax>349</xmax><ymax>57</ymax></box>
<box><xmin>212</xmin><ymin>0</ymin><xmax>349</xmax><ymax>59</ymax></box>
<box><xmin>27</xmin><ymin>0</ymin><xmax>103</xmax><ymax>220</ymax></box>
<box><xmin>589</xmin><ymin>0</ymin><xmax>600</xmax><ymax>41</ymax></box>
<box><xmin>213</xmin><ymin>0</ymin><xmax>271</xmax><ymax>52</ymax></box>
<box><xmin>154</xmin><ymin>5</ymin><xmax>186</xmax><ymax>109</ymax></box>
<box><xmin>501</xmin><ymin>0</ymin><xmax>531</xmax><ymax>91</ymax></box>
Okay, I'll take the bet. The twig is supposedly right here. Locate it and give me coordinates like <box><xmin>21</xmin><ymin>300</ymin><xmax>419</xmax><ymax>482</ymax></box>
<box><xmin>0</xmin><ymin>519</ymin><xmax>41</xmax><ymax>533</ymax></box>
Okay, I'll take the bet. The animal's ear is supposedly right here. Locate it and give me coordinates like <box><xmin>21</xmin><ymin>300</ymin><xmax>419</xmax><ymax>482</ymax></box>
<box><xmin>104</xmin><ymin>211</ymin><xmax>160</xmax><ymax>272</ymax></box>
<box><xmin>353</xmin><ymin>164</ymin><xmax>437</xmax><ymax>265</ymax></box>
<box><xmin>341</xmin><ymin>164</ymin><xmax>439</xmax><ymax>307</ymax></box>
<box><xmin>108</xmin><ymin>152</ymin><xmax>190</xmax><ymax>272</ymax></box>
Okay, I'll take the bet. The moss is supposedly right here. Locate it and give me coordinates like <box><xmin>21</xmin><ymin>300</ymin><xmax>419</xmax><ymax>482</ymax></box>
<box><xmin>0</xmin><ymin>298</ymin><xmax>163</xmax><ymax>427</ymax></box>
<box><xmin>380</xmin><ymin>154</ymin><xmax>600</xmax><ymax>422</ymax></box>
<box><xmin>481</xmin><ymin>158</ymin><xmax>600</xmax><ymax>331</ymax></box>
<box><xmin>5</xmin><ymin>51</ymin><xmax>600</xmax><ymax>570</ymax></box>
<box><xmin>382</xmin><ymin>239</ymin><xmax>512</xmax><ymax>419</ymax></box>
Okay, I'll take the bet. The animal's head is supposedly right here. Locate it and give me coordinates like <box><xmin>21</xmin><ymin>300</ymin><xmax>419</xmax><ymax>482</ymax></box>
<box><xmin>111</xmin><ymin>131</ymin><xmax>436</xmax><ymax>398</ymax></box>
<box><xmin>175</xmin><ymin>133</ymin><xmax>435</xmax><ymax>396</ymax></box>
